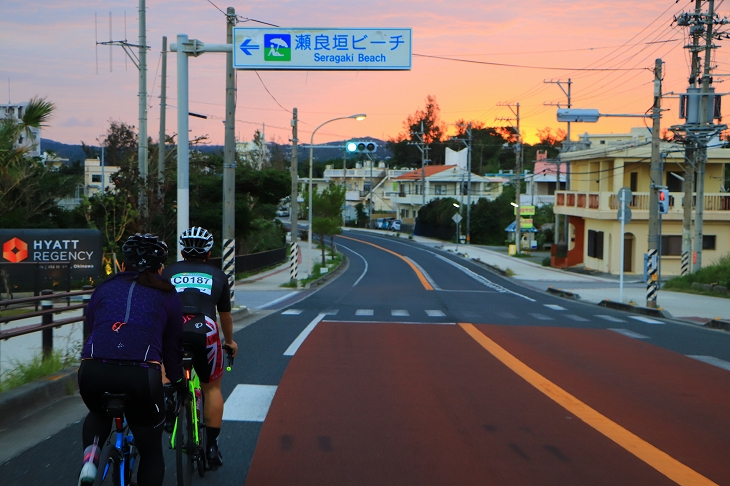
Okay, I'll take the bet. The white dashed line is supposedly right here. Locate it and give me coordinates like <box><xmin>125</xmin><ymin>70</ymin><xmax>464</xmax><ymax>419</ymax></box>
<box><xmin>687</xmin><ymin>355</ymin><xmax>730</xmax><ymax>372</ymax></box>
<box><xmin>356</xmin><ymin>309</ymin><xmax>374</xmax><ymax>316</ymax></box>
<box><xmin>609</xmin><ymin>328</ymin><xmax>650</xmax><ymax>339</ymax></box>
<box><xmin>544</xmin><ymin>304</ymin><xmax>567</xmax><ymax>311</ymax></box>
<box><xmin>596</xmin><ymin>315</ymin><xmax>626</xmax><ymax>323</ymax></box>
<box><xmin>223</xmin><ymin>384</ymin><xmax>278</xmax><ymax>422</ymax></box>
<box><xmin>528</xmin><ymin>313</ymin><xmax>554</xmax><ymax>321</ymax></box>
<box><xmin>629</xmin><ymin>316</ymin><xmax>664</xmax><ymax>325</ymax></box>
<box><xmin>564</xmin><ymin>314</ymin><xmax>590</xmax><ymax>322</ymax></box>
<box><xmin>281</xmin><ymin>309</ymin><xmax>303</xmax><ymax>315</ymax></box>
<box><xmin>391</xmin><ymin>310</ymin><xmax>410</xmax><ymax>316</ymax></box>
<box><xmin>425</xmin><ymin>310</ymin><xmax>446</xmax><ymax>317</ymax></box>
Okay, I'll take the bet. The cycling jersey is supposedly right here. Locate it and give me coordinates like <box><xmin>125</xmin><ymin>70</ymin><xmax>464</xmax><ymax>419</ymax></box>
<box><xmin>163</xmin><ymin>260</ymin><xmax>231</xmax><ymax>383</ymax></box>
<box><xmin>82</xmin><ymin>271</ymin><xmax>184</xmax><ymax>382</ymax></box>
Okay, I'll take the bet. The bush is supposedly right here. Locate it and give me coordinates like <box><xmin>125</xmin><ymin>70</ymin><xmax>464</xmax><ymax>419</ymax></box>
<box><xmin>664</xmin><ymin>254</ymin><xmax>730</xmax><ymax>291</ymax></box>
<box><xmin>542</xmin><ymin>256</ymin><xmax>552</xmax><ymax>267</ymax></box>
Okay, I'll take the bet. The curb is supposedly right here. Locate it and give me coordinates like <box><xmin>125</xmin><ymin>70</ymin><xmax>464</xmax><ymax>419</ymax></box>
<box><xmin>546</xmin><ymin>286</ymin><xmax>581</xmax><ymax>300</ymax></box>
<box><xmin>0</xmin><ymin>366</ymin><xmax>79</xmax><ymax>430</ymax></box>
<box><xmin>704</xmin><ymin>318</ymin><xmax>730</xmax><ymax>331</ymax></box>
<box><xmin>470</xmin><ymin>258</ymin><xmax>509</xmax><ymax>277</ymax></box>
<box><xmin>598</xmin><ymin>299</ymin><xmax>673</xmax><ymax>319</ymax></box>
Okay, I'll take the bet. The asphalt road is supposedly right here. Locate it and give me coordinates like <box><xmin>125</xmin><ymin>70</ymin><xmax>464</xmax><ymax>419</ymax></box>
<box><xmin>3</xmin><ymin>232</ymin><xmax>730</xmax><ymax>485</ymax></box>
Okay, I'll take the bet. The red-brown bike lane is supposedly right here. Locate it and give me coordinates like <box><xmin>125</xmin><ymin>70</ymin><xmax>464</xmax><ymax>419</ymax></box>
<box><xmin>245</xmin><ymin>321</ymin><xmax>727</xmax><ymax>485</ymax></box>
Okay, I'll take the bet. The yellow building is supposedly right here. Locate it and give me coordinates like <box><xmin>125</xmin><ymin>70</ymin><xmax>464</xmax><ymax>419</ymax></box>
<box><xmin>555</xmin><ymin>129</ymin><xmax>730</xmax><ymax>276</ymax></box>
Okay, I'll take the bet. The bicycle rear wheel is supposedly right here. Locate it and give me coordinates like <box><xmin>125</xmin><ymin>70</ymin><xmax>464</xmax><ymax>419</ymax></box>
<box><xmin>93</xmin><ymin>436</ymin><xmax>119</xmax><ymax>486</ymax></box>
<box><xmin>175</xmin><ymin>405</ymin><xmax>193</xmax><ymax>486</ymax></box>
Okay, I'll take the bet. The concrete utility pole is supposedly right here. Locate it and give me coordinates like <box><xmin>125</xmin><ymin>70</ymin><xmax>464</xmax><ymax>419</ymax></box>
<box><xmin>466</xmin><ymin>123</ymin><xmax>473</xmax><ymax>244</ymax></box>
<box><xmin>544</xmin><ymin>78</ymin><xmax>572</xmax><ymax>246</ymax></box>
<box><xmin>138</xmin><ymin>0</ymin><xmax>148</xmax><ymax>218</ymax></box>
<box><xmin>694</xmin><ymin>0</ymin><xmax>717</xmax><ymax>270</ymax></box>
<box><xmin>222</xmin><ymin>7</ymin><xmax>238</xmax><ymax>304</ymax></box>
<box><xmin>498</xmin><ymin>103</ymin><xmax>522</xmax><ymax>255</ymax></box>
<box><xmin>409</xmin><ymin>122</ymin><xmax>429</xmax><ymax>212</ymax></box>
<box><xmin>647</xmin><ymin>58</ymin><xmax>663</xmax><ymax>308</ymax></box>
<box><xmin>157</xmin><ymin>36</ymin><xmax>167</xmax><ymax>201</ymax></box>
<box><xmin>290</xmin><ymin>108</ymin><xmax>299</xmax><ymax>280</ymax></box>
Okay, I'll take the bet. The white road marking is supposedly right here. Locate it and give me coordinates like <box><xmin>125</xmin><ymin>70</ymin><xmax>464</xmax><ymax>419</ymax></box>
<box><xmin>528</xmin><ymin>313</ymin><xmax>554</xmax><ymax>321</ymax></box>
<box><xmin>337</xmin><ymin>243</ymin><xmax>368</xmax><ymax>287</ymax></box>
<box><xmin>425</xmin><ymin>310</ymin><xmax>446</xmax><ymax>317</ymax></box>
<box><xmin>281</xmin><ymin>309</ymin><xmax>303</xmax><ymax>315</ymax></box>
<box><xmin>223</xmin><ymin>384</ymin><xmax>278</xmax><ymax>422</ymax></box>
<box><xmin>327</xmin><ymin>319</ymin><xmax>456</xmax><ymax>326</ymax></box>
<box><xmin>356</xmin><ymin>309</ymin><xmax>374</xmax><ymax>316</ymax></box>
<box><xmin>687</xmin><ymin>355</ymin><xmax>730</xmax><ymax>372</ymax></box>
<box><xmin>545</xmin><ymin>304</ymin><xmax>567</xmax><ymax>311</ymax></box>
<box><xmin>565</xmin><ymin>314</ymin><xmax>590</xmax><ymax>322</ymax></box>
<box><xmin>500</xmin><ymin>312</ymin><xmax>517</xmax><ymax>319</ymax></box>
<box><xmin>596</xmin><ymin>315</ymin><xmax>626</xmax><ymax>323</ymax></box>
<box><xmin>433</xmin><ymin>254</ymin><xmax>535</xmax><ymax>301</ymax></box>
<box><xmin>324</xmin><ymin>309</ymin><xmax>339</xmax><ymax>315</ymax></box>
<box><xmin>629</xmin><ymin>316</ymin><xmax>664</xmax><ymax>325</ymax></box>
<box><xmin>260</xmin><ymin>291</ymin><xmax>300</xmax><ymax>309</ymax></box>
<box><xmin>609</xmin><ymin>328</ymin><xmax>650</xmax><ymax>339</ymax></box>
<box><xmin>283</xmin><ymin>314</ymin><xmax>326</xmax><ymax>356</ymax></box>
<box><xmin>391</xmin><ymin>309</ymin><xmax>410</xmax><ymax>316</ymax></box>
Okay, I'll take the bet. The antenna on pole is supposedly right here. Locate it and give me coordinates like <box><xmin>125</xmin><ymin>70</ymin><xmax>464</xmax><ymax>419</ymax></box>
<box><xmin>109</xmin><ymin>11</ymin><xmax>112</xmax><ymax>72</ymax></box>
<box><xmin>95</xmin><ymin>12</ymin><xmax>98</xmax><ymax>74</ymax></box>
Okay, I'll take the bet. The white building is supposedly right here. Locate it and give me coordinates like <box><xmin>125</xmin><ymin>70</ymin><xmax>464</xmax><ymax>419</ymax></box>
<box><xmin>0</xmin><ymin>102</ymin><xmax>41</xmax><ymax>157</ymax></box>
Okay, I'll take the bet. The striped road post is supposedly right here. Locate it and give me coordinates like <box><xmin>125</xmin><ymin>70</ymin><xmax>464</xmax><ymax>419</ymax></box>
<box><xmin>646</xmin><ymin>249</ymin><xmax>658</xmax><ymax>307</ymax></box>
<box><xmin>222</xmin><ymin>238</ymin><xmax>235</xmax><ymax>304</ymax></box>
<box><xmin>681</xmin><ymin>251</ymin><xmax>690</xmax><ymax>276</ymax></box>
<box><xmin>290</xmin><ymin>242</ymin><xmax>299</xmax><ymax>281</ymax></box>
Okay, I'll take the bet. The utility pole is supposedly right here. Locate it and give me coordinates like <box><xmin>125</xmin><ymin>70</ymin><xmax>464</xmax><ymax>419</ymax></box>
<box><xmin>290</xmin><ymin>108</ymin><xmax>299</xmax><ymax>281</ymax></box>
<box><xmin>544</xmin><ymin>78</ymin><xmax>572</xmax><ymax>246</ymax></box>
<box><xmin>647</xmin><ymin>58</ymin><xmax>663</xmax><ymax>309</ymax></box>
<box><xmin>409</xmin><ymin>122</ymin><xmax>429</xmax><ymax>213</ymax></box>
<box><xmin>138</xmin><ymin>0</ymin><xmax>148</xmax><ymax>219</ymax></box>
<box><xmin>466</xmin><ymin>123</ymin><xmax>473</xmax><ymax>244</ymax></box>
<box><xmin>157</xmin><ymin>36</ymin><xmax>167</xmax><ymax>201</ymax></box>
<box><xmin>497</xmin><ymin>102</ymin><xmax>522</xmax><ymax>255</ymax></box>
<box><xmin>222</xmin><ymin>7</ymin><xmax>237</xmax><ymax>305</ymax></box>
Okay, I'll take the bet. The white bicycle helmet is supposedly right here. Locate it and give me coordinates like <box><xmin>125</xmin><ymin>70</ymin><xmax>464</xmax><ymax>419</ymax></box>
<box><xmin>179</xmin><ymin>226</ymin><xmax>214</xmax><ymax>256</ymax></box>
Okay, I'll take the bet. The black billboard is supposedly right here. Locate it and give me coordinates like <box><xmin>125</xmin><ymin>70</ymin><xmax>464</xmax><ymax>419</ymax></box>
<box><xmin>0</xmin><ymin>229</ymin><xmax>103</xmax><ymax>293</ymax></box>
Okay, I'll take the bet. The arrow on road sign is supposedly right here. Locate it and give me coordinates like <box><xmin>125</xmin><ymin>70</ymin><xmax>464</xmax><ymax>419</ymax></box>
<box><xmin>240</xmin><ymin>39</ymin><xmax>260</xmax><ymax>56</ymax></box>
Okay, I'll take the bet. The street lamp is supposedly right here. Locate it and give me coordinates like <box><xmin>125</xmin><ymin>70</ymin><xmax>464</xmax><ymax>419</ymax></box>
<box><xmin>308</xmin><ymin>113</ymin><xmax>366</xmax><ymax>275</ymax></box>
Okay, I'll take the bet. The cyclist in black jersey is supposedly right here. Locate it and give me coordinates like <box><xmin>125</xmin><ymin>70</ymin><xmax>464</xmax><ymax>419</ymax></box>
<box><xmin>162</xmin><ymin>227</ymin><xmax>238</xmax><ymax>469</ymax></box>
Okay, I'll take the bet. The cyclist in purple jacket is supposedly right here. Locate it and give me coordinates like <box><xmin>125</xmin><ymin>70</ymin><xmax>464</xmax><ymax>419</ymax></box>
<box><xmin>77</xmin><ymin>234</ymin><xmax>184</xmax><ymax>486</ymax></box>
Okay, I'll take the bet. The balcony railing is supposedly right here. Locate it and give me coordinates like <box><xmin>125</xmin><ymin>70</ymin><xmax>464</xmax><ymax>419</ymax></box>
<box><xmin>555</xmin><ymin>190</ymin><xmax>730</xmax><ymax>218</ymax></box>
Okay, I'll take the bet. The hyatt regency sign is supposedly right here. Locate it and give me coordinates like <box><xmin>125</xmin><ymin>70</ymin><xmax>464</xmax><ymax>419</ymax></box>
<box><xmin>0</xmin><ymin>229</ymin><xmax>103</xmax><ymax>288</ymax></box>
<box><xmin>233</xmin><ymin>28</ymin><xmax>412</xmax><ymax>70</ymax></box>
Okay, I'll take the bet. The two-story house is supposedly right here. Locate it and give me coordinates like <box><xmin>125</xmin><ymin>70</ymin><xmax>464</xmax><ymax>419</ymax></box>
<box><xmin>1</xmin><ymin>102</ymin><xmax>41</xmax><ymax>157</ymax></box>
<box><xmin>554</xmin><ymin>128</ymin><xmax>730</xmax><ymax>276</ymax></box>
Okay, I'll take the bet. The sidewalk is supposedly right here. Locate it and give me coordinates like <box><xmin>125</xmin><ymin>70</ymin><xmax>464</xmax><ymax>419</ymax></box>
<box><xmin>344</xmin><ymin>228</ymin><xmax>730</xmax><ymax>324</ymax></box>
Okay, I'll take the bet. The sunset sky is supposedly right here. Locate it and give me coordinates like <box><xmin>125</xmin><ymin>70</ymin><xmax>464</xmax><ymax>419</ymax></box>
<box><xmin>3</xmin><ymin>1</ymin><xmax>727</xmax><ymax>150</ymax></box>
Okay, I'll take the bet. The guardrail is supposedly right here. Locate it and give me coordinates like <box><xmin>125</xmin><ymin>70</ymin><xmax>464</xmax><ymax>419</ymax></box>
<box><xmin>0</xmin><ymin>286</ymin><xmax>94</xmax><ymax>358</ymax></box>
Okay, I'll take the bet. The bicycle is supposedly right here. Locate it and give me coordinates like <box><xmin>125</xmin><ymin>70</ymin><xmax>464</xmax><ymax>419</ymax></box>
<box><xmin>92</xmin><ymin>392</ymin><xmax>140</xmax><ymax>486</ymax></box>
<box><xmin>170</xmin><ymin>344</ymin><xmax>234</xmax><ymax>486</ymax></box>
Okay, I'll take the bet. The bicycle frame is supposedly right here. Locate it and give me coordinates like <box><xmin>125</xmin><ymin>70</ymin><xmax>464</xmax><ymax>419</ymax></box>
<box><xmin>98</xmin><ymin>411</ymin><xmax>137</xmax><ymax>486</ymax></box>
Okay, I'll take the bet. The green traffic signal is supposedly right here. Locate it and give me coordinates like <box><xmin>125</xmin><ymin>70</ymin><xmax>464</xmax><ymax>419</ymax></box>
<box><xmin>346</xmin><ymin>140</ymin><xmax>377</xmax><ymax>153</ymax></box>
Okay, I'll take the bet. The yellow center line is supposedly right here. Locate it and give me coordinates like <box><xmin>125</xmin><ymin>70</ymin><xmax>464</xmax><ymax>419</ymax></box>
<box><xmin>338</xmin><ymin>235</ymin><xmax>433</xmax><ymax>290</ymax></box>
<box><xmin>459</xmin><ymin>323</ymin><xmax>717</xmax><ymax>486</ymax></box>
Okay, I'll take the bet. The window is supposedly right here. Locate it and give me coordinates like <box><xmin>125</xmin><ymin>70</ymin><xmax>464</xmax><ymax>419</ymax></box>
<box><xmin>666</xmin><ymin>172</ymin><xmax>683</xmax><ymax>193</ymax></box>
<box><xmin>92</xmin><ymin>175</ymin><xmax>102</xmax><ymax>183</ymax></box>
<box><xmin>703</xmin><ymin>235</ymin><xmax>716</xmax><ymax>250</ymax></box>
<box><xmin>587</xmin><ymin>230</ymin><xmax>604</xmax><ymax>259</ymax></box>
<box><xmin>630</xmin><ymin>172</ymin><xmax>638</xmax><ymax>192</ymax></box>
<box><xmin>661</xmin><ymin>235</ymin><xmax>682</xmax><ymax>256</ymax></box>
<box><xmin>434</xmin><ymin>184</ymin><xmax>446</xmax><ymax>195</ymax></box>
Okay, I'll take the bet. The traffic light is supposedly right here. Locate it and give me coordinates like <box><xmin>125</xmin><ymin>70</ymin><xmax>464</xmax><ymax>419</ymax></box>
<box><xmin>346</xmin><ymin>140</ymin><xmax>377</xmax><ymax>153</ymax></box>
<box><xmin>658</xmin><ymin>189</ymin><xmax>669</xmax><ymax>214</ymax></box>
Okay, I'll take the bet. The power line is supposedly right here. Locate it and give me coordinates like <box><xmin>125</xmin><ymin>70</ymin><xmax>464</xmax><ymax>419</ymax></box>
<box><xmin>412</xmin><ymin>53</ymin><xmax>650</xmax><ymax>71</ymax></box>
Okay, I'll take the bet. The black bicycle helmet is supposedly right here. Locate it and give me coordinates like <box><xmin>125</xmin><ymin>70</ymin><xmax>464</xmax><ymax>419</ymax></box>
<box><xmin>179</xmin><ymin>226</ymin><xmax>214</xmax><ymax>256</ymax></box>
<box><xmin>122</xmin><ymin>233</ymin><xmax>169</xmax><ymax>272</ymax></box>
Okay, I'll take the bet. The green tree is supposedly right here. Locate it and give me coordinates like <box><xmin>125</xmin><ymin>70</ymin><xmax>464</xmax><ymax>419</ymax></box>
<box><xmin>0</xmin><ymin>97</ymin><xmax>82</xmax><ymax>227</ymax></box>
<box><xmin>387</xmin><ymin>95</ymin><xmax>447</xmax><ymax>168</ymax></box>
<box><xmin>309</xmin><ymin>183</ymin><xmax>345</xmax><ymax>265</ymax></box>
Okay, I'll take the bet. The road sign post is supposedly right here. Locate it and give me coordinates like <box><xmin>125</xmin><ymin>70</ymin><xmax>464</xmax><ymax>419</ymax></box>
<box><xmin>452</xmin><ymin>213</ymin><xmax>462</xmax><ymax>251</ymax></box>
<box><xmin>617</xmin><ymin>187</ymin><xmax>632</xmax><ymax>302</ymax></box>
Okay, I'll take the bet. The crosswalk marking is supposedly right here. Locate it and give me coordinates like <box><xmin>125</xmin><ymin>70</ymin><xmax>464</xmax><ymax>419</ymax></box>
<box><xmin>565</xmin><ymin>314</ymin><xmax>590</xmax><ymax>322</ymax></box>
<box><xmin>324</xmin><ymin>309</ymin><xmax>339</xmax><ymax>315</ymax></box>
<box><xmin>223</xmin><ymin>384</ymin><xmax>278</xmax><ymax>422</ymax></box>
<box><xmin>528</xmin><ymin>313</ymin><xmax>554</xmax><ymax>321</ymax></box>
<box><xmin>281</xmin><ymin>309</ymin><xmax>303</xmax><ymax>315</ymax></box>
<box><xmin>629</xmin><ymin>316</ymin><xmax>664</xmax><ymax>325</ymax></box>
<box><xmin>391</xmin><ymin>310</ymin><xmax>410</xmax><ymax>316</ymax></box>
<box><xmin>687</xmin><ymin>355</ymin><xmax>730</xmax><ymax>372</ymax></box>
<box><xmin>609</xmin><ymin>328</ymin><xmax>650</xmax><ymax>339</ymax></box>
<box><xmin>425</xmin><ymin>310</ymin><xmax>446</xmax><ymax>317</ymax></box>
<box><xmin>544</xmin><ymin>304</ymin><xmax>567</xmax><ymax>311</ymax></box>
<box><xmin>499</xmin><ymin>312</ymin><xmax>517</xmax><ymax>319</ymax></box>
<box><xmin>597</xmin><ymin>315</ymin><xmax>626</xmax><ymax>323</ymax></box>
<box><xmin>356</xmin><ymin>309</ymin><xmax>374</xmax><ymax>316</ymax></box>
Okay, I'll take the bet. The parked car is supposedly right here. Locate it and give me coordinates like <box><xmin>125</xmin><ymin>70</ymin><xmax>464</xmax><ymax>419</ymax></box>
<box><xmin>391</xmin><ymin>220</ymin><xmax>402</xmax><ymax>231</ymax></box>
<box><xmin>376</xmin><ymin>218</ymin><xmax>385</xmax><ymax>229</ymax></box>
<box><xmin>276</xmin><ymin>208</ymin><xmax>289</xmax><ymax>217</ymax></box>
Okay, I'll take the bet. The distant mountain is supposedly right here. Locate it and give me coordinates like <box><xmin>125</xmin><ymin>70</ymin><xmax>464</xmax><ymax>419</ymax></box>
<box><xmin>41</xmin><ymin>139</ymin><xmax>88</xmax><ymax>163</ymax></box>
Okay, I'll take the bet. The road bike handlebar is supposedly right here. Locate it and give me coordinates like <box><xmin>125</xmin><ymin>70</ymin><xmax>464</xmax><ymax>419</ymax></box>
<box><xmin>222</xmin><ymin>344</ymin><xmax>235</xmax><ymax>372</ymax></box>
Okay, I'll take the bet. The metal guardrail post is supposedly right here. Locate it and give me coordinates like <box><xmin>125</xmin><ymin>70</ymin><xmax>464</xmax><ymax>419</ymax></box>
<box><xmin>82</xmin><ymin>285</ymin><xmax>94</xmax><ymax>343</ymax></box>
<box><xmin>41</xmin><ymin>289</ymin><xmax>53</xmax><ymax>360</ymax></box>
